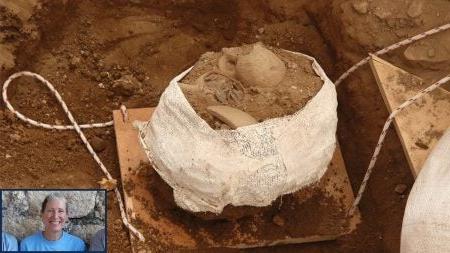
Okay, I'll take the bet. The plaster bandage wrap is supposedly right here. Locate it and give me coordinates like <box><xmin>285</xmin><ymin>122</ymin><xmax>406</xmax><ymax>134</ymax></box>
<box><xmin>136</xmin><ymin>52</ymin><xmax>338</xmax><ymax>214</ymax></box>
<box><xmin>401</xmin><ymin>128</ymin><xmax>450</xmax><ymax>253</ymax></box>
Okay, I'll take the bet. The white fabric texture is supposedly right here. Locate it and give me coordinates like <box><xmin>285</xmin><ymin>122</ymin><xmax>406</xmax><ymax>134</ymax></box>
<box><xmin>136</xmin><ymin>52</ymin><xmax>338</xmax><ymax>213</ymax></box>
<box><xmin>401</xmin><ymin>128</ymin><xmax>450</xmax><ymax>253</ymax></box>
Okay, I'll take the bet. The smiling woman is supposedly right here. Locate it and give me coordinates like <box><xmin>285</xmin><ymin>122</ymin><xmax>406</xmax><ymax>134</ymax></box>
<box><xmin>19</xmin><ymin>194</ymin><xmax>86</xmax><ymax>251</ymax></box>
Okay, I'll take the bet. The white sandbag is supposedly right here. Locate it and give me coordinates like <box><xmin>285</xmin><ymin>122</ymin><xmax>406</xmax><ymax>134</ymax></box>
<box><xmin>135</xmin><ymin>51</ymin><xmax>337</xmax><ymax>214</ymax></box>
<box><xmin>401</xmin><ymin>128</ymin><xmax>450</xmax><ymax>253</ymax></box>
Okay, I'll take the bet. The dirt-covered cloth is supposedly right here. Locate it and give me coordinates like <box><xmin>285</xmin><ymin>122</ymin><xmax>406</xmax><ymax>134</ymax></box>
<box><xmin>136</xmin><ymin>51</ymin><xmax>337</xmax><ymax>214</ymax></box>
<box><xmin>401</xmin><ymin>128</ymin><xmax>450</xmax><ymax>253</ymax></box>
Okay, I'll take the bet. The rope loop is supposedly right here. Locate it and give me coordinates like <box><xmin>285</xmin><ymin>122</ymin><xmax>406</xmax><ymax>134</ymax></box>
<box><xmin>2</xmin><ymin>71</ymin><xmax>145</xmax><ymax>242</ymax></box>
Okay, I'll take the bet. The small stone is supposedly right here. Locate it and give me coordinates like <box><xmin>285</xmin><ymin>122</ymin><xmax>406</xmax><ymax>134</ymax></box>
<box><xmin>98</xmin><ymin>178</ymin><xmax>117</xmax><ymax>191</ymax></box>
<box><xmin>257</xmin><ymin>27</ymin><xmax>265</xmax><ymax>34</ymax></box>
<box><xmin>111</xmin><ymin>75</ymin><xmax>142</xmax><ymax>97</ymax></box>
<box><xmin>272</xmin><ymin>215</ymin><xmax>285</xmax><ymax>226</ymax></box>
<box><xmin>114</xmin><ymin>218</ymin><xmax>123</xmax><ymax>228</ymax></box>
<box><xmin>407</xmin><ymin>0</ymin><xmax>423</xmax><ymax>18</ymax></box>
<box><xmin>394</xmin><ymin>184</ymin><xmax>408</xmax><ymax>194</ymax></box>
<box><xmin>55</xmin><ymin>119</ymin><xmax>62</xmax><ymax>125</ymax></box>
<box><xmin>5</xmin><ymin>154</ymin><xmax>12</xmax><ymax>159</ymax></box>
<box><xmin>352</xmin><ymin>1</ymin><xmax>369</xmax><ymax>14</ymax></box>
<box><xmin>100</xmin><ymin>71</ymin><xmax>110</xmax><ymax>78</ymax></box>
<box><xmin>90</xmin><ymin>136</ymin><xmax>106</xmax><ymax>152</ymax></box>
<box><xmin>249</xmin><ymin>87</ymin><xmax>261</xmax><ymax>94</ymax></box>
<box><xmin>373</xmin><ymin>7</ymin><xmax>392</xmax><ymax>20</ymax></box>
<box><xmin>403</xmin><ymin>41</ymin><xmax>450</xmax><ymax>64</ymax></box>
<box><xmin>69</xmin><ymin>56</ymin><xmax>81</xmax><ymax>69</ymax></box>
<box><xmin>415</xmin><ymin>140</ymin><xmax>429</xmax><ymax>149</ymax></box>
<box><xmin>9</xmin><ymin>133</ymin><xmax>21</xmax><ymax>142</ymax></box>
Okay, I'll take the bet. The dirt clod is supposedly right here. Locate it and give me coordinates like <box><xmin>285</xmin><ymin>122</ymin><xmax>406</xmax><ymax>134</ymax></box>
<box><xmin>272</xmin><ymin>215</ymin><xmax>285</xmax><ymax>226</ymax></box>
<box><xmin>111</xmin><ymin>75</ymin><xmax>142</xmax><ymax>97</ymax></box>
<box><xmin>69</xmin><ymin>56</ymin><xmax>81</xmax><ymax>69</ymax></box>
<box><xmin>373</xmin><ymin>7</ymin><xmax>392</xmax><ymax>20</ymax></box>
<box><xmin>90</xmin><ymin>136</ymin><xmax>106</xmax><ymax>152</ymax></box>
<box><xmin>9</xmin><ymin>133</ymin><xmax>21</xmax><ymax>142</ymax></box>
<box><xmin>395</xmin><ymin>184</ymin><xmax>408</xmax><ymax>195</ymax></box>
<box><xmin>352</xmin><ymin>1</ymin><xmax>369</xmax><ymax>15</ymax></box>
<box><xmin>98</xmin><ymin>178</ymin><xmax>117</xmax><ymax>191</ymax></box>
<box><xmin>407</xmin><ymin>0</ymin><xmax>424</xmax><ymax>18</ymax></box>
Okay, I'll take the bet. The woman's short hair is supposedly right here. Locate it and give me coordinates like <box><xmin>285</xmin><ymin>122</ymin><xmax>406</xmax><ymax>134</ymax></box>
<box><xmin>40</xmin><ymin>193</ymin><xmax>68</xmax><ymax>214</ymax></box>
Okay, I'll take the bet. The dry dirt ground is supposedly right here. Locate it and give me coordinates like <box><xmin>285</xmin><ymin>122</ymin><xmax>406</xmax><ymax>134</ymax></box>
<box><xmin>1</xmin><ymin>0</ymin><xmax>450</xmax><ymax>252</ymax></box>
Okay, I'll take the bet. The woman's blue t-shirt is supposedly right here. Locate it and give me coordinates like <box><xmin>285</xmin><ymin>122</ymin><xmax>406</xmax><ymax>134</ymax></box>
<box><xmin>20</xmin><ymin>231</ymin><xmax>86</xmax><ymax>251</ymax></box>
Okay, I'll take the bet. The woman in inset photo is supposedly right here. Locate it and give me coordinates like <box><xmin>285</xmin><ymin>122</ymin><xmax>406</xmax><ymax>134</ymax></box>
<box><xmin>19</xmin><ymin>193</ymin><xmax>86</xmax><ymax>251</ymax></box>
<box><xmin>2</xmin><ymin>232</ymin><xmax>18</xmax><ymax>251</ymax></box>
<box><xmin>89</xmin><ymin>228</ymin><xmax>105</xmax><ymax>251</ymax></box>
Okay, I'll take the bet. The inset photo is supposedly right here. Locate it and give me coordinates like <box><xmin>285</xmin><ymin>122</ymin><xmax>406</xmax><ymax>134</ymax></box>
<box><xmin>1</xmin><ymin>190</ymin><xmax>106</xmax><ymax>252</ymax></box>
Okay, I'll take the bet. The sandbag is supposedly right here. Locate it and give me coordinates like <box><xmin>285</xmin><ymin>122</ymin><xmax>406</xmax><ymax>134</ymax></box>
<box><xmin>135</xmin><ymin>51</ymin><xmax>337</xmax><ymax>214</ymax></box>
<box><xmin>401</xmin><ymin>128</ymin><xmax>450</xmax><ymax>253</ymax></box>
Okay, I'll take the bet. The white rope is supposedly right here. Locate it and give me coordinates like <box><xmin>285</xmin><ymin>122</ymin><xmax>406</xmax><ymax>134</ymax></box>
<box><xmin>2</xmin><ymin>72</ymin><xmax>113</xmax><ymax>129</ymax></box>
<box><xmin>2</xmin><ymin>71</ymin><xmax>145</xmax><ymax>242</ymax></box>
<box><xmin>334</xmin><ymin>22</ymin><xmax>450</xmax><ymax>215</ymax></box>
<box><xmin>348</xmin><ymin>75</ymin><xmax>450</xmax><ymax>216</ymax></box>
<box><xmin>335</xmin><ymin>22</ymin><xmax>450</xmax><ymax>86</ymax></box>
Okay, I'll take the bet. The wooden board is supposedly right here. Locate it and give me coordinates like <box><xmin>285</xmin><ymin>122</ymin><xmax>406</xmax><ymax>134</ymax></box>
<box><xmin>113</xmin><ymin>108</ymin><xmax>360</xmax><ymax>252</ymax></box>
<box><xmin>369</xmin><ymin>55</ymin><xmax>450</xmax><ymax>177</ymax></box>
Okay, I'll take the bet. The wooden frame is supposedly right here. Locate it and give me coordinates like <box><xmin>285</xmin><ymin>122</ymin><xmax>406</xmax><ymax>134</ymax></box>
<box><xmin>369</xmin><ymin>55</ymin><xmax>450</xmax><ymax>177</ymax></box>
<box><xmin>113</xmin><ymin>108</ymin><xmax>360</xmax><ymax>252</ymax></box>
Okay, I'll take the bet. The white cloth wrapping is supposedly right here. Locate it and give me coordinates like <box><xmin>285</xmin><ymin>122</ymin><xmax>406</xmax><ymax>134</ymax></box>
<box><xmin>401</xmin><ymin>128</ymin><xmax>450</xmax><ymax>253</ymax></box>
<box><xmin>136</xmin><ymin>52</ymin><xmax>338</xmax><ymax>213</ymax></box>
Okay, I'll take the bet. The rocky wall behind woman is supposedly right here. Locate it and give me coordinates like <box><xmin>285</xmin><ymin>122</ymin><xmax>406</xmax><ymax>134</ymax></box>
<box><xmin>2</xmin><ymin>190</ymin><xmax>105</xmax><ymax>243</ymax></box>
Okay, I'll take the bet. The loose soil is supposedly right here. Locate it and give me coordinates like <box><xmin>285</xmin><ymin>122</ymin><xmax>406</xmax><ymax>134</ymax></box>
<box><xmin>123</xmin><ymin>161</ymin><xmax>349</xmax><ymax>252</ymax></box>
<box><xmin>1</xmin><ymin>0</ymin><xmax>450</xmax><ymax>252</ymax></box>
